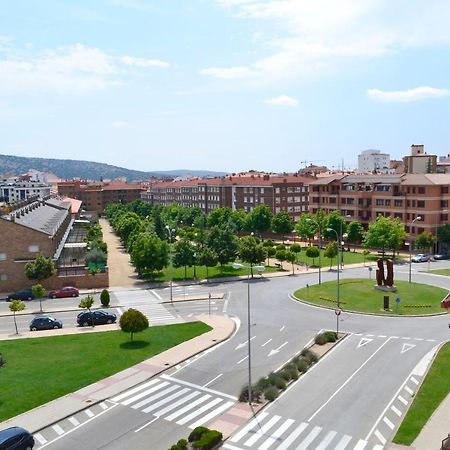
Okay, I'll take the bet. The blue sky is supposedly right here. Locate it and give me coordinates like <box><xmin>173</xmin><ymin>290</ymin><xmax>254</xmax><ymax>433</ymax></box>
<box><xmin>1</xmin><ymin>0</ymin><xmax>450</xmax><ymax>173</ymax></box>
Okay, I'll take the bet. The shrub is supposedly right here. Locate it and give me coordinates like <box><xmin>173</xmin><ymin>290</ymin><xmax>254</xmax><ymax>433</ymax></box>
<box><xmin>283</xmin><ymin>363</ymin><xmax>297</xmax><ymax>372</ymax></box>
<box><xmin>189</xmin><ymin>426</ymin><xmax>209</xmax><ymax>442</ymax></box>
<box><xmin>177</xmin><ymin>439</ymin><xmax>188</xmax><ymax>449</ymax></box>
<box><xmin>192</xmin><ymin>430</ymin><xmax>223</xmax><ymax>450</ymax></box>
<box><xmin>274</xmin><ymin>378</ymin><xmax>287</xmax><ymax>390</ymax></box>
<box><xmin>255</xmin><ymin>376</ymin><xmax>271</xmax><ymax>390</ymax></box>
<box><xmin>100</xmin><ymin>289</ymin><xmax>110</xmax><ymax>307</ymax></box>
<box><xmin>286</xmin><ymin>368</ymin><xmax>299</xmax><ymax>380</ymax></box>
<box><xmin>279</xmin><ymin>370</ymin><xmax>292</xmax><ymax>382</ymax></box>
<box><xmin>239</xmin><ymin>385</ymin><xmax>249</xmax><ymax>403</ymax></box>
<box><xmin>296</xmin><ymin>358</ymin><xmax>309</xmax><ymax>373</ymax></box>
<box><xmin>301</xmin><ymin>348</ymin><xmax>318</xmax><ymax>363</ymax></box>
<box><xmin>314</xmin><ymin>333</ymin><xmax>328</xmax><ymax>345</ymax></box>
<box><xmin>264</xmin><ymin>386</ymin><xmax>279</xmax><ymax>402</ymax></box>
<box><xmin>323</xmin><ymin>330</ymin><xmax>337</xmax><ymax>342</ymax></box>
<box><xmin>300</xmin><ymin>348</ymin><xmax>309</xmax><ymax>357</ymax></box>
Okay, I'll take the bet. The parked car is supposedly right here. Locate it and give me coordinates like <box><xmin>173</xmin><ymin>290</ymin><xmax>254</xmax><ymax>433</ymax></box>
<box><xmin>433</xmin><ymin>253</ymin><xmax>450</xmax><ymax>260</ymax></box>
<box><xmin>48</xmin><ymin>286</ymin><xmax>79</xmax><ymax>299</ymax></box>
<box><xmin>411</xmin><ymin>254</ymin><xmax>431</xmax><ymax>263</ymax></box>
<box><xmin>0</xmin><ymin>426</ymin><xmax>34</xmax><ymax>449</ymax></box>
<box><xmin>6</xmin><ymin>289</ymin><xmax>35</xmax><ymax>302</ymax></box>
<box><xmin>77</xmin><ymin>310</ymin><xmax>117</xmax><ymax>327</ymax></box>
<box><xmin>29</xmin><ymin>316</ymin><xmax>63</xmax><ymax>331</ymax></box>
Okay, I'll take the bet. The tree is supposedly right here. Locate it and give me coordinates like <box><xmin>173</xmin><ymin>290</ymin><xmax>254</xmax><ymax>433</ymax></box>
<box><xmin>271</xmin><ymin>211</ymin><xmax>294</xmax><ymax>240</ymax></box>
<box><xmin>306</xmin><ymin>246</ymin><xmax>320</xmax><ymax>266</ymax></box>
<box><xmin>290</xmin><ymin>243</ymin><xmax>301</xmax><ymax>261</ymax></box>
<box><xmin>197</xmin><ymin>246</ymin><xmax>218</xmax><ymax>281</ymax></box>
<box><xmin>9</xmin><ymin>300</ymin><xmax>25</xmax><ymax>335</ymax></box>
<box><xmin>414</xmin><ymin>231</ymin><xmax>435</xmax><ymax>252</ymax></box>
<box><xmin>207</xmin><ymin>207</ymin><xmax>232</xmax><ymax>228</ymax></box>
<box><xmin>324</xmin><ymin>211</ymin><xmax>346</xmax><ymax>241</ymax></box>
<box><xmin>347</xmin><ymin>221</ymin><xmax>364</xmax><ymax>251</ymax></box>
<box><xmin>324</xmin><ymin>241</ymin><xmax>338</xmax><ymax>269</ymax></box>
<box><xmin>295</xmin><ymin>213</ymin><xmax>318</xmax><ymax>245</ymax></box>
<box><xmin>87</xmin><ymin>224</ymin><xmax>103</xmax><ymax>241</ymax></box>
<box><xmin>119</xmin><ymin>308</ymin><xmax>149</xmax><ymax>342</ymax></box>
<box><xmin>230</xmin><ymin>209</ymin><xmax>248</xmax><ymax>231</ymax></box>
<box><xmin>32</xmin><ymin>284</ymin><xmax>46</xmax><ymax>313</ymax></box>
<box><xmin>437</xmin><ymin>224</ymin><xmax>450</xmax><ymax>245</ymax></box>
<box><xmin>285</xmin><ymin>251</ymin><xmax>296</xmax><ymax>275</ymax></box>
<box><xmin>25</xmin><ymin>254</ymin><xmax>56</xmax><ymax>287</ymax></box>
<box><xmin>238</xmin><ymin>236</ymin><xmax>267</xmax><ymax>277</ymax></box>
<box><xmin>152</xmin><ymin>207</ymin><xmax>166</xmax><ymax>240</ymax></box>
<box><xmin>207</xmin><ymin>225</ymin><xmax>238</xmax><ymax>274</ymax></box>
<box><xmin>79</xmin><ymin>295</ymin><xmax>95</xmax><ymax>327</ymax></box>
<box><xmin>275</xmin><ymin>249</ymin><xmax>287</xmax><ymax>270</ymax></box>
<box><xmin>363</xmin><ymin>216</ymin><xmax>407</xmax><ymax>258</ymax></box>
<box><xmin>173</xmin><ymin>238</ymin><xmax>196</xmax><ymax>279</ymax></box>
<box><xmin>85</xmin><ymin>248</ymin><xmax>107</xmax><ymax>266</ymax></box>
<box><xmin>246</xmin><ymin>205</ymin><xmax>273</xmax><ymax>237</ymax></box>
<box><xmin>266</xmin><ymin>246</ymin><xmax>276</xmax><ymax>266</ymax></box>
<box><xmin>100</xmin><ymin>289</ymin><xmax>110</xmax><ymax>307</ymax></box>
<box><xmin>130</xmin><ymin>232</ymin><xmax>169</xmax><ymax>277</ymax></box>
<box><xmin>115</xmin><ymin>212</ymin><xmax>142</xmax><ymax>245</ymax></box>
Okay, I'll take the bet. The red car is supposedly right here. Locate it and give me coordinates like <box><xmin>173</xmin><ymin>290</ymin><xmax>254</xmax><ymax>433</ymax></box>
<box><xmin>49</xmin><ymin>286</ymin><xmax>79</xmax><ymax>298</ymax></box>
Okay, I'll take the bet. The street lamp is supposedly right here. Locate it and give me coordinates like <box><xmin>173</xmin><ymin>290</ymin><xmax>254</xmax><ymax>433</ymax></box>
<box><xmin>165</xmin><ymin>225</ymin><xmax>175</xmax><ymax>303</ymax></box>
<box><xmin>232</xmin><ymin>262</ymin><xmax>265</xmax><ymax>405</ymax></box>
<box><xmin>339</xmin><ymin>214</ymin><xmax>352</xmax><ymax>269</ymax></box>
<box><xmin>408</xmin><ymin>216</ymin><xmax>422</xmax><ymax>283</ymax></box>
<box><xmin>327</xmin><ymin>228</ymin><xmax>340</xmax><ymax>337</ymax></box>
<box><xmin>306</xmin><ymin>218</ymin><xmax>322</xmax><ymax>285</ymax></box>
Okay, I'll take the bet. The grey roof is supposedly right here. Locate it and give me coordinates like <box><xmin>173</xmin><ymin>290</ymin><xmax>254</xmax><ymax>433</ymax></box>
<box><xmin>45</xmin><ymin>198</ymin><xmax>71</xmax><ymax>210</ymax></box>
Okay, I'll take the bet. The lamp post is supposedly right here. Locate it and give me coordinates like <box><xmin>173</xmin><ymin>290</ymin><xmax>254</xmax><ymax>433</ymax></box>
<box><xmin>232</xmin><ymin>262</ymin><xmax>265</xmax><ymax>405</ymax></box>
<box><xmin>166</xmin><ymin>225</ymin><xmax>175</xmax><ymax>303</ymax></box>
<box><xmin>327</xmin><ymin>228</ymin><xmax>340</xmax><ymax>336</ymax></box>
<box><xmin>408</xmin><ymin>216</ymin><xmax>422</xmax><ymax>283</ymax></box>
<box><xmin>306</xmin><ymin>218</ymin><xmax>322</xmax><ymax>285</ymax></box>
<box><xmin>339</xmin><ymin>215</ymin><xmax>352</xmax><ymax>269</ymax></box>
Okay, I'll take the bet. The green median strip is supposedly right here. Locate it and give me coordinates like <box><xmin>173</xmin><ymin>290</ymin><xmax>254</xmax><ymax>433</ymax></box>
<box><xmin>0</xmin><ymin>322</ymin><xmax>211</xmax><ymax>422</ymax></box>
<box><xmin>393</xmin><ymin>342</ymin><xmax>450</xmax><ymax>445</ymax></box>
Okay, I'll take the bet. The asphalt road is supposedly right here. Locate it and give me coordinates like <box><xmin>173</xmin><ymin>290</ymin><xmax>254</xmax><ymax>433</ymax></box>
<box><xmin>11</xmin><ymin>261</ymin><xmax>450</xmax><ymax>449</ymax></box>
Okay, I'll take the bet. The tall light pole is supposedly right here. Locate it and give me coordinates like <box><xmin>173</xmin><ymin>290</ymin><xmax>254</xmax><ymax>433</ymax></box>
<box><xmin>409</xmin><ymin>216</ymin><xmax>422</xmax><ymax>283</ymax></box>
<box><xmin>327</xmin><ymin>228</ymin><xmax>340</xmax><ymax>336</ymax></box>
<box><xmin>232</xmin><ymin>262</ymin><xmax>265</xmax><ymax>405</ymax></box>
<box><xmin>339</xmin><ymin>215</ymin><xmax>352</xmax><ymax>269</ymax></box>
<box><xmin>166</xmin><ymin>225</ymin><xmax>175</xmax><ymax>303</ymax></box>
<box><xmin>306</xmin><ymin>218</ymin><xmax>322</xmax><ymax>285</ymax></box>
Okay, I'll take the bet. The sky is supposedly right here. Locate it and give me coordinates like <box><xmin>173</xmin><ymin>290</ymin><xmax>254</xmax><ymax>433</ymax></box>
<box><xmin>2</xmin><ymin>0</ymin><xmax>450</xmax><ymax>173</ymax></box>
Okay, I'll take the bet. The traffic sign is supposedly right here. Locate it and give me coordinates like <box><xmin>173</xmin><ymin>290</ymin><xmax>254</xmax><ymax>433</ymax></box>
<box><xmin>335</xmin><ymin>309</ymin><xmax>342</xmax><ymax>316</ymax></box>
<box><xmin>396</xmin><ymin>297</ymin><xmax>401</xmax><ymax>303</ymax></box>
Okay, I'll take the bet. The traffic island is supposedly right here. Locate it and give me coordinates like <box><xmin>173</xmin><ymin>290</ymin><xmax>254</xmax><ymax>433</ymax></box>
<box><xmin>293</xmin><ymin>278</ymin><xmax>449</xmax><ymax>315</ymax></box>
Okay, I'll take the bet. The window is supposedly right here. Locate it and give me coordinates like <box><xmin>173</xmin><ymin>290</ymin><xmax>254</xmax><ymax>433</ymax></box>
<box><xmin>441</xmin><ymin>200</ymin><xmax>448</xmax><ymax>208</ymax></box>
<box><xmin>417</xmin><ymin>200</ymin><xmax>425</xmax><ymax>208</ymax></box>
<box><xmin>376</xmin><ymin>199</ymin><xmax>384</xmax><ymax>206</ymax></box>
<box><xmin>28</xmin><ymin>245</ymin><xmax>39</xmax><ymax>253</ymax></box>
<box><xmin>0</xmin><ymin>253</ymin><xmax>5</xmax><ymax>261</ymax></box>
<box><xmin>418</xmin><ymin>187</ymin><xmax>425</xmax><ymax>194</ymax></box>
<box><xmin>385</xmin><ymin>199</ymin><xmax>391</xmax><ymax>206</ymax></box>
<box><xmin>0</xmin><ymin>274</ymin><xmax>7</xmax><ymax>281</ymax></box>
<box><xmin>441</xmin><ymin>186</ymin><xmax>449</xmax><ymax>194</ymax></box>
<box><xmin>394</xmin><ymin>200</ymin><xmax>402</xmax><ymax>207</ymax></box>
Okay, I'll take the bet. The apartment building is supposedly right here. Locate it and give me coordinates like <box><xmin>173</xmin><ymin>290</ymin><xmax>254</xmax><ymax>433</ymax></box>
<box><xmin>357</xmin><ymin>149</ymin><xmax>391</xmax><ymax>173</ymax></box>
<box><xmin>57</xmin><ymin>180</ymin><xmax>145</xmax><ymax>213</ymax></box>
<box><xmin>309</xmin><ymin>173</ymin><xmax>450</xmax><ymax>237</ymax></box>
<box><xmin>0</xmin><ymin>177</ymin><xmax>51</xmax><ymax>203</ymax></box>
<box><xmin>142</xmin><ymin>173</ymin><xmax>310</xmax><ymax>221</ymax></box>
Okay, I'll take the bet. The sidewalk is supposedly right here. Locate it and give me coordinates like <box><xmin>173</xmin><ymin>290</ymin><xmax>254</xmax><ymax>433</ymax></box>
<box><xmin>0</xmin><ymin>314</ymin><xmax>235</xmax><ymax>433</ymax></box>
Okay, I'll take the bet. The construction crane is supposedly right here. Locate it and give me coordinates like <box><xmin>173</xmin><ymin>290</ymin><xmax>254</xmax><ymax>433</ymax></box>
<box><xmin>300</xmin><ymin>160</ymin><xmax>325</xmax><ymax>168</ymax></box>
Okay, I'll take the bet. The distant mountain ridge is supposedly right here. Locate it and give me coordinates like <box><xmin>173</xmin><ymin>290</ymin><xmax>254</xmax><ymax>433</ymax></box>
<box><xmin>0</xmin><ymin>154</ymin><xmax>226</xmax><ymax>181</ymax></box>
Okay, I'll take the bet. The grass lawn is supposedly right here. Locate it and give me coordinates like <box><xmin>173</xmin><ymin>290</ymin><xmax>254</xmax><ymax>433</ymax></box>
<box><xmin>429</xmin><ymin>268</ymin><xmax>450</xmax><ymax>276</ymax></box>
<box><xmin>0</xmin><ymin>322</ymin><xmax>211</xmax><ymax>421</ymax></box>
<box><xmin>293</xmin><ymin>278</ymin><xmax>448</xmax><ymax>315</ymax></box>
<box><xmin>393</xmin><ymin>342</ymin><xmax>450</xmax><ymax>445</ymax></box>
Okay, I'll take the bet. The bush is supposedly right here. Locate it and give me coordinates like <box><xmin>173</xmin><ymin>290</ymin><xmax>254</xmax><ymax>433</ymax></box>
<box><xmin>301</xmin><ymin>348</ymin><xmax>318</xmax><ymax>363</ymax></box>
<box><xmin>192</xmin><ymin>430</ymin><xmax>223</xmax><ymax>450</ymax></box>
<box><xmin>286</xmin><ymin>368</ymin><xmax>299</xmax><ymax>381</ymax></box>
<box><xmin>177</xmin><ymin>439</ymin><xmax>188</xmax><ymax>449</ymax></box>
<box><xmin>239</xmin><ymin>385</ymin><xmax>249</xmax><ymax>403</ymax></box>
<box><xmin>100</xmin><ymin>289</ymin><xmax>110</xmax><ymax>307</ymax></box>
<box><xmin>268</xmin><ymin>372</ymin><xmax>283</xmax><ymax>385</ymax></box>
<box><xmin>323</xmin><ymin>331</ymin><xmax>337</xmax><ymax>342</ymax></box>
<box><xmin>264</xmin><ymin>386</ymin><xmax>279</xmax><ymax>402</ymax></box>
<box><xmin>296</xmin><ymin>358</ymin><xmax>309</xmax><ymax>373</ymax></box>
<box><xmin>189</xmin><ymin>427</ymin><xmax>209</xmax><ymax>442</ymax></box>
<box><xmin>314</xmin><ymin>333</ymin><xmax>328</xmax><ymax>345</ymax></box>
<box><xmin>274</xmin><ymin>378</ymin><xmax>287</xmax><ymax>390</ymax></box>
<box><xmin>279</xmin><ymin>370</ymin><xmax>292</xmax><ymax>382</ymax></box>
<box><xmin>255</xmin><ymin>376</ymin><xmax>271</xmax><ymax>390</ymax></box>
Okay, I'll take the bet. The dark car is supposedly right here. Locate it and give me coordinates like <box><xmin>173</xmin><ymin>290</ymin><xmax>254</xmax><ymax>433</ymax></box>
<box><xmin>77</xmin><ymin>310</ymin><xmax>117</xmax><ymax>327</ymax></box>
<box><xmin>29</xmin><ymin>316</ymin><xmax>63</xmax><ymax>332</ymax></box>
<box><xmin>433</xmin><ymin>253</ymin><xmax>450</xmax><ymax>260</ymax></box>
<box><xmin>48</xmin><ymin>286</ymin><xmax>79</xmax><ymax>299</ymax></box>
<box><xmin>0</xmin><ymin>426</ymin><xmax>34</xmax><ymax>449</ymax></box>
<box><xmin>6</xmin><ymin>289</ymin><xmax>35</xmax><ymax>302</ymax></box>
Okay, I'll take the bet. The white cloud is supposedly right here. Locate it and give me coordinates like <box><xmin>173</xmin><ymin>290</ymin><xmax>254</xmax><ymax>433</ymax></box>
<box><xmin>112</xmin><ymin>120</ymin><xmax>129</xmax><ymax>128</ymax></box>
<box><xmin>200</xmin><ymin>66</ymin><xmax>254</xmax><ymax>79</ymax></box>
<box><xmin>263</xmin><ymin>95</ymin><xmax>298</xmax><ymax>107</ymax></box>
<box><xmin>213</xmin><ymin>0</ymin><xmax>450</xmax><ymax>83</ymax></box>
<box><xmin>367</xmin><ymin>86</ymin><xmax>450</xmax><ymax>102</ymax></box>
<box><xmin>0</xmin><ymin>43</ymin><xmax>172</xmax><ymax>95</ymax></box>
<box><xmin>120</xmin><ymin>55</ymin><xmax>170</xmax><ymax>68</ymax></box>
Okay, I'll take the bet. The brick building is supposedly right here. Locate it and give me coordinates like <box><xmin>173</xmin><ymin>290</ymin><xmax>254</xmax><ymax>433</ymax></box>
<box><xmin>141</xmin><ymin>173</ymin><xmax>310</xmax><ymax>221</ymax></box>
<box><xmin>309</xmin><ymin>173</ymin><xmax>450</xmax><ymax>238</ymax></box>
<box><xmin>57</xmin><ymin>180</ymin><xmax>145</xmax><ymax>213</ymax></box>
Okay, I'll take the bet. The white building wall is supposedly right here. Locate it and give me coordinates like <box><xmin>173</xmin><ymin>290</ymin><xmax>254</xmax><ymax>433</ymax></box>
<box><xmin>358</xmin><ymin>149</ymin><xmax>391</xmax><ymax>173</ymax></box>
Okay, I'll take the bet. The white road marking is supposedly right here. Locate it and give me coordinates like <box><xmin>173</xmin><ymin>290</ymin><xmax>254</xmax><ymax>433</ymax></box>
<box><xmin>309</xmin><ymin>337</ymin><xmax>393</xmax><ymax>421</ymax></box>
<box><xmin>134</xmin><ymin>416</ymin><xmax>159</xmax><ymax>433</ymax></box>
<box><xmin>279</xmin><ymin>325</ymin><xmax>285</xmax><ymax>332</ymax></box>
<box><xmin>316</xmin><ymin>430</ymin><xmax>337</xmax><ymax>449</ymax></box>
<box><xmin>413</xmin><ymin>338</ymin><xmax>424</xmax><ymax>341</ymax></box>
<box><xmin>268</xmin><ymin>341</ymin><xmax>289</xmax><ymax>357</ymax></box>
<box><xmin>111</xmin><ymin>378</ymin><xmax>160</xmax><ymax>402</ymax></box>
<box><xmin>150</xmin><ymin>390</ymin><xmax>200</xmax><ymax>415</ymax></box>
<box><xmin>132</xmin><ymin>384</ymin><xmax>179</xmax><ymax>410</ymax></box>
<box><xmin>149</xmin><ymin>290</ymin><xmax>162</xmax><ymax>300</ymax></box>
<box><xmin>177</xmin><ymin>397</ymin><xmax>223</xmax><ymax>425</ymax></box>
<box><xmin>353</xmin><ymin>439</ymin><xmax>368</xmax><ymax>449</ymax></box>
<box><xmin>52</xmin><ymin>424</ymin><xmax>64</xmax><ymax>435</ymax></box>
<box><xmin>230</xmin><ymin>413</ymin><xmax>270</xmax><ymax>443</ymax></box>
<box><xmin>244</xmin><ymin>415</ymin><xmax>282</xmax><ymax>447</ymax></box>
<box><xmin>383</xmin><ymin>416</ymin><xmax>395</xmax><ymax>430</ymax></box>
<box><xmin>258</xmin><ymin>418</ymin><xmax>295</xmax><ymax>450</ymax></box>
<box><xmin>296</xmin><ymin>425</ymin><xmax>322</xmax><ymax>450</ymax></box>
<box><xmin>122</xmin><ymin>381</ymin><xmax>170</xmax><ymax>406</ymax></box>
<box><xmin>401</xmin><ymin>343</ymin><xmax>416</xmax><ymax>354</ymax></box>
<box><xmin>334</xmin><ymin>434</ymin><xmax>352</xmax><ymax>450</ymax></box>
<box><xmin>413</xmin><ymin>345</ymin><xmax>439</xmax><ymax>376</ymax></box>
<box><xmin>366</xmin><ymin>334</ymin><xmax>374</xmax><ymax>337</ymax></box>
<box><xmin>99</xmin><ymin>402</ymin><xmax>108</xmax><ymax>410</ymax></box>
<box><xmin>261</xmin><ymin>338</ymin><xmax>272</xmax><ymax>347</ymax></box>
<box><xmin>68</xmin><ymin>417</ymin><xmax>80</xmax><ymax>426</ymax></box>
<box><xmin>140</xmin><ymin>387</ymin><xmax>190</xmax><ymax>414</ymax></box>
<box><xmin>378</xmin><ymin>335</ymin><xmax>387</xmax><ymax>338</ymax></box>
<box><xmin>188</xmin><ymin>400</ymin><xmax>234</xmax><ymax>429</ymax></box>
<box><xmin>374</xmin><ymin>429</ymin><xmax>386</xmax><ymax>445</ymax></box>
<box><xmin>34</xmin><ymin>433</ymin><xmax>47</xmax><ymax>445</ymax></box>
<box><xmin>85</xmin><ymin>409</ymin><xmax>94</xmax><ymax>418</ymax></box>
<box><xmin>391</xmin><ymin>405</ymin><xmax>402</xmax><ymax>416</ymax></box>
<box><xmin>235</xmin><ymin>336</ymin><xmax>256</xmax><ymax>350</ymax></box>
<box><xmin>398</xmin><ymin>395</ymin><xmax>408</xmax><ymax>406</ymax></box>
<box><xmin>401</xmin><ymin>337</ymin><xmax>411</xmax><ymax>340</ymax></box>
<box><xmin>404</xmin><ymin>385</ymin><xmax>414</xmax><ymax>395</ymax></box>
<box><xmin>204</xmin><ymin>373</ymin><xmax>223</xmax><ymax>387</ymax></box>
<box><xmin>165</xmin><ymin>394</ymin><xmax>211</xmax><ymax>421</ymax></box>
<box><xmin>237</xmin><ymin>355</ymin><xmax>249</xmax><ymax>364</ymax></box>
<box><xmin>357</xmin><ymin>338</ymin><xmax>373</xmax><ymax>348</ymax></box>
<box><xmin>223</xmin><ymin>444</ymin><xmax>244</xmax><ymax>450</ymax></box>
<box><xmin>411</xmin><ymin>376</ymin><xmax>419</xmax><ymax>385</ymax></box>
<box><xmin>275</xmin><ymin>422</ymin><xmax>308</xmax><ymax>450</ymax></box>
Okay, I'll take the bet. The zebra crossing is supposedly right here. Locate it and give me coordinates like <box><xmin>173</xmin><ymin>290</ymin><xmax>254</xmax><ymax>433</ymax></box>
<box><xmin>225</xmin><ymin>412</ymin><xmax>385</xmax><ymax>450</ymax></box>
<box><xmin>114</xmin><ymin>289</ymin><xmax>181</xmax><ymax>325</ymax></box>
<box><xmin>111</xmin><ymin>374</ymin><xmax>236</xmax><ymax>429</ymax></box>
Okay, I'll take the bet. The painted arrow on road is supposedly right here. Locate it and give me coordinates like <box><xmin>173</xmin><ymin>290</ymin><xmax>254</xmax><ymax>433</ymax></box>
<box><xmin>235</xmin><ymin>336</ymin><xmax>255</xmax><ymax>350</ymax></box>
<box><xmin>268</xmin><ymin>341</ymin><xmax>288</xmax><ymax>357</ymax></box>
<box><xmin>357</xmin><ymin>338</ymin><xmax>373</xmax><ymax>348</ymax></box>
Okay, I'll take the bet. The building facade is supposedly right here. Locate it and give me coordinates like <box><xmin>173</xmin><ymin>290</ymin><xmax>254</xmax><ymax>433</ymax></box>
<box><xmin>357</xmin><ymin>149</ymin><xmax>391</xmax><ymax>173</ymax></box>
<box><xmin>141</xmin><ymin>174</ymin><xmax>310</xmax><ymax>221</ymax></box>
<box><xmin>0</xmin><ymin>178</ymin><xmax>51</xmax><ymax>203</ymax></box>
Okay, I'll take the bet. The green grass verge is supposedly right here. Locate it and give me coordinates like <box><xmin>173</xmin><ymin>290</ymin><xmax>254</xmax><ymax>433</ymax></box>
<box><xmin>0</xmin><ymin>322</ymin><xmax>211</xmax><ymax>421</ymax></box>
<box><xmin>393</xmin><ymin>342</ymin><xmax>450</xmax><ymax>445</ymax></box>
<box><xmin>294</xmin><ymin>278</ymin><xmax>448</xmax><ymax>315</ymax></box>
<box><xmin>429</xmin><ymin>268</ymin><xmax>450</xmax><ymax>276</ymax></box>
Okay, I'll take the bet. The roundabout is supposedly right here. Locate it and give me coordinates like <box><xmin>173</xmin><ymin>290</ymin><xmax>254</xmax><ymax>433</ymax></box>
<box><xmin>293</xmin><ymin>278</ymin><xmax>449</xmax><ymax>315</ymax></box>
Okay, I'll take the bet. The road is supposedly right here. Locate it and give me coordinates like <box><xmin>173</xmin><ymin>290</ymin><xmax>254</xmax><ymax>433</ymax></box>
<box><xmin>6</xmin><ymin>261</ymin><xmax>450</xmax><ymax>449</ymax></box>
